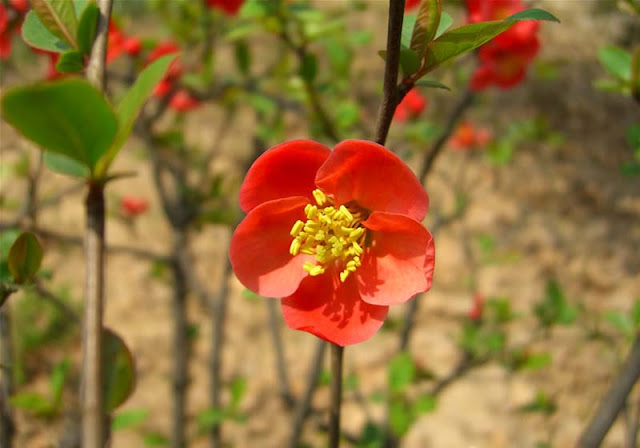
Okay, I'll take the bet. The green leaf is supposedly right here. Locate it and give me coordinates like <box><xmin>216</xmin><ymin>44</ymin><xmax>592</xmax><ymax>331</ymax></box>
<box><xmin>76</xmin><ymin>1</ymin><xmax>99</xmax><ymax>55</ymax></box>
<box><xmin>598</xmin><ymin>45</ymin><xmax>632</xmax><ymax>81</ymax></box>
<box><xmin>55</xmin><ymin>50</ymin><xmax>85</xmax><ymax>73</ymax></box>
<box><xmin>103</xmin><ymin>328</ymin><xmax>136</xmax><ymax>412</ymax></box>
<box><xmin>632</xmin><ymin>299</ymin><xmax>640</xmax><ymax>328</ymax></box>
<box><xmin>43</xmin><ymin>152</ymin><xmax>89</xmax><ymax>178</ymax></box>
<box><xmin>10</xmin><ymin>392</ymin><xmax>54</xmax><ymax>417</ymax></box>
<box><xmin>112</xmin><ymin>409</ymin><xmax>149</xmax><ymax>431</ymax></box>
<box><xmin>299</xmin><ymin>53</ymin><xmax>318</xmax><ymax>83</ymax></box>
<box><xmin>143</xmin><ymin>433</ymin><xmax>169</xmax><ymax>446</ymax></box>
<box><xmin>415</xmin><ymin>79</ymin><xmax>450</xmax><ymax>90</ymax></box>
<box><xmin>197</xmin><ymin>408</ymin><xmax>227</xmax><ymax>431</ymax></box>
<box><xmin>433</xmin><ymin>11</ymin><xmax>452</xmax><ymax>40</ymax></box>
<box><xmin>412</xmin><ymin>395</ymin><xmax>437</xmax><ymax>414</ymax></box>
<box><xmin>534</xmin><ymin>280</ymin><xmax>577</xmax><ymax>328</ymax></box>
<box><xmin>401</xmin><ymin>13</ymin><xmax>417</xmax><ymax>49</ymax></box>
<box><xmin>388</xmin><ymin>352</ymin><xmax>415</xmax><ymax>393</ymax></box>
<box><xmin>389</xmin><ymin>400</ymin><xmax>412</xmax><ymax>436</ymax></box>
<box><xmin>423</xmin><ymin>9</ymin><xmax>558</xmax><ymax>73</ymax></box>
<box><xmin>399</xmin><ymin>48</ymin><xmax>421</xmax><ymax>77</ymax></box>
<box><xmin>519</xmin><ymin>352</ymin><xmax>552</xmax><ymax>370</ymax></box>
<box><xmin>50</xmin><ymin>359</ymin><xmax>71</xmax><ymax>408</ymax></box>
<box><xmin>229</xmin><ymin>376</ymin><xmax>246</xmax><ymax>409</ymax></box>
<box><xmin>504</xmin><ymin>8</ymin><xmax>560</xmax><ymax>23</ymax></box>
<box><xmin>604</xmin><ymin>311</ymin><xmax>633</xmax><ymax>335</ymax></box>
<box><xmin>410</xmin><ymin>0</ymin><xmax>441</xmax><ymax>58</ymax></box>
<box><xmin>31</xmin><ymin>0</ymin><xmax>78</xmax><ymax>49</ymax></box>
<box><xmin>1</xmin><ymin>79</ymin><xmax>118</xmax><ymax>174</ymax></box>
<box><xmin>21</xmin><ymin>11</ymin><xmax>70</xmax><ymax>52</ymax></box>
<box><xmin>93</xmin><ymin>54</ymin><xmax>176</xmax><ymax>178</ymax></box>
<box><xmin>8</xmin><ymin>232</ymin><xmax>43</xmax><ymax>284</ymax></box>
<box><xmin>626</xmin><ymin>124</ymin><xmax>640</xmax><ymax>151</ymax></box>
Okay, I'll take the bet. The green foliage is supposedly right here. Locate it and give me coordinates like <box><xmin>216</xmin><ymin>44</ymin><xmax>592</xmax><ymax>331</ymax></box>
<box><xmin>21</xmin><ymin>10</ymin><xmax>70</xmax><ymax>52</ymax></box>
<box><xmin>518</xmin><ymin>391</ymin><xmax>557</xmax><ymax>415</ymax></box>
<box><xmin>388</xmin><ymin>352</ymin><xmax>415</xmax><ymax>394</ymax></box>
<box><xmin>55</xmin><ymin>50</ymin><xmax>85</xmax><ymax>73</ymax></box>
<box><xmin>410</xmin><ymin>0</ymin><xmax>441</xmax><ymax>59</ymax></box>
<box><xmin>534</xmin><ymin>280</ymin><xmax>577</xmax><ymax>329</ymax></box>
<box><xmin>8</xmin><ymin>232</ymin><xmax>43</xmax><ymax>284</ymax></box>
<box><xmin>594</xmin><ymin>45</ymin><xmax>636</xmax><ymax>96</ymax></box>
<box><xmin>196</xmin><ymin>376</ymin><xmax>247</xmax><ymax>434</ymax></box>
<box><xmin>103</xmin><ymin>328</ymin><xmax>136</xmax><ymax>412</ymax></box>
<box><xmin>112</xmin><ymin>409</ymin><xmax>150</xmax><ymax>431</ymax></box>
<box><xmin>1</xmin><ymin>79</ymin><xmax>118</xmax><ymax>175</ymax></box>
<box><xmin>603</xmin><ymin>299</ymin><xmax>640</xmax><ymax>339</ymax></box>
<box><xmin>0</xmin><ymin>230</ymin><xmax>21</xmax><ymax>285</ymax></box>
<box><xmin>31</xmin><ymin>0</ymin><xmax>79</xmax><ymax>49</ymax></box>
<box><xmin>76</xmin><ymin>1</ymin><xmax>99</xmax><ymax>55</ymax></box>
<box><xmin>10</xmin><ymin>358</ymin><xmax>70</xmax><ymax>418</ymax></box>
<box><xmin>95</xmin><ymin>53</ymin><xmax>177</xmax><ymax>178</ymax></box>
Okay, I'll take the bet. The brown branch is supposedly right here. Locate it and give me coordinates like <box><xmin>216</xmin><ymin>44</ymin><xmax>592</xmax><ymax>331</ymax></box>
<box><xmin>373</xmin><ymin>0</ymin><xmax>405</xmax><ymax>146</ymax></box>
<box><xmin>578</xmin><ymin>335</ymin><xmax>640</xmax><ymax>447</ymax></box>
<box><xmin>328</xmin><ymin>344</ymin><xmax>344</xmax><ymax>448</ymax></box>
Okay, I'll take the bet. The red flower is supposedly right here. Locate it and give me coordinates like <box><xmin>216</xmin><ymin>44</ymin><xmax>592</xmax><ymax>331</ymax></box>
<box><xmin>147</xmin><ymin>41</ymin><xmax>182</xmax><ymax>97</ymax></box>
<box><xmin>206</xmin><ymin>0</ymin><xmax>245</xmax><ymax>16</ymax></box>
<box><xmin>450</xmin><ymin>121</ymin><xmax>492</xmax><ymax>150</ymax></box>
<box><xmin>468</xmin><ymin>293</ymin><xmax>485</xmax><ymax>322</ymax></box>
<box><xmin>121</xmin><ymin>196</ymin><xmax>149</xmax><ymax>217</ymax></box>
<box><xmin>123</xmin><ymin>37</ymin><xmax>142</xmax><ymax>56</ymax></box>
<box><xmin>170</xmin><ymin>89</ymin><xmax>200</xmax><ymax>112</ymax></box>
<box><xmin>107</xmin><ymin>21</ymin><xmax>142</xmax><ymax>63</ymax></box>
<box><xmin>0</xmin><ymin>5</ymin><xmax>11</xmax><ymax>60</ymax></box>
<box><xmin>466</xmin><ymin>0</ymin><xmax>540</xmax><ymax>91</ymax></box>
<box><xmin>394</xmin><ymin>89</ymin><xmax>427</xmax><ymax>122</ymax></box>
<box><xmin>9</xmin><ymin>0</ymin><xmax>29</xmax><ymax>14</ymax></box>
<box><xmin>229</xmin><ymin>140</ymin><xmax>435</xmax><ymax>346</ymax></box>
<box><xmin>405</xmin><ymin>0</ymin><xmax>421</xmax><ymax>12</ymax></box>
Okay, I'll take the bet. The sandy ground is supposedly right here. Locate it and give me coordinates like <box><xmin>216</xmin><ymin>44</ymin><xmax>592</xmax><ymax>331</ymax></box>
<box><xmin>2</xmin><ymin>1</ymin><xmax>640</xmax><ymax>447</ymax></box>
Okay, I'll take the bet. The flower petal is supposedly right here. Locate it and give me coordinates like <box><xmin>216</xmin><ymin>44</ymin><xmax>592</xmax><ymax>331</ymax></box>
<box><xmin>315</xmin><ymin>140</ymin><xmax>429</xmax><ymax>221</ymax></box>
<box><xmin>229</xmin><ymin>197</ymin><xmax>313</xmax><ymax>298</ymax></box>
<box><xmin>239</xmin><ymin>140</ymin><xmax>331</xmax><ymax>213</ymax></box>
<box><xmin>357</xmin><ymin>212</ymin><xmax>435</xmax><ymax>306</ymax></box>
<box><xmin>281</xmin><ymin>269</ymin><xmax>388</xmax><ymax>346</ymax></box>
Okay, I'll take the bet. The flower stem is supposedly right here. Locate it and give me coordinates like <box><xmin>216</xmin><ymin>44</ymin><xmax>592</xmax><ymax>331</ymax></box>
<box><xmin>373</xmin><ymin>0</ymin><xmax>405</xmax><ymax>146</ymax></box>
<box><xmin>329</xmin><ymin>343</ymin><xmax>344</xmax><ymax>448</ymax></box>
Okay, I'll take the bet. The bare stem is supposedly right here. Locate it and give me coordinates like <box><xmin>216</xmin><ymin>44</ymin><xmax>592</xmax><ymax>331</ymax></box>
<box><xmin>288</xmin><ymin>339</ymin><xmax>327</xmax><ymax>448</ymax></box>
<box><xmin>86</xmin><ymin>0</ymin><xmax>114</xmax><ymax>91</ymax></box>
<box><xmin>329</xmin><ymin>344</ymin><xmax>344</xmax><ymax>448</ymax></box>
<box><xmin>170</xmin><ymin>232</ymin><xmax>190</xmax><ymax>448</ymax></box>
<box><xmin>0</xmin><ymin>304</ymin><xmax>14</xmax><ymax>448</ymax></box>
<box><xmin>373</xmin><ymin>0</ymin><xmax>405</xmax><ymax>146</ymax></box>
<box><xmin>578</xmin><ymin>335</ymin><xmax>640</xmax><ymax>448</ymax></box>
<box><xmin>267</xmin><ymin>301</ymin><xmax>294</xmax><ymax>406</ymax></box>
<box><xmin>82</xmin><ymin>183</ymin><xmax>106</xmax><ymax>448</ymax></box>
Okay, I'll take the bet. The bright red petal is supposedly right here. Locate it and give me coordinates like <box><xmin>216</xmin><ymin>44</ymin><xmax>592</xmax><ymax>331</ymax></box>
<box><xmin>357</xmin><ymin>212</ymin><xmax>435</xmax><ymax>306</ymax></box>
<box><xmin>239</xmin><ymin>140</ymin><xmax>331</xmax><ymax>213</ymax></box>
<box><xmin>229</xmin><ymin>197</ymin><xmax>313</xmax><ymax>298</ymax></box>
<box><xmin>315</xmin><ymin>140</ymin><xmax>429</xmax><ymax>221</ymax></box>
<box><xmin>281</xmin><ymin>269</ymin><xmax>388</xmax><ymax>346</ymax></box>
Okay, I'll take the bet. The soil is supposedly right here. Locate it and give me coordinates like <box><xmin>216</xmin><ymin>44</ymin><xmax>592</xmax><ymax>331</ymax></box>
<box><xmin>1</xmin><ymin>1</ymin><xmax>639</xmax><ymax>447</ymax></box>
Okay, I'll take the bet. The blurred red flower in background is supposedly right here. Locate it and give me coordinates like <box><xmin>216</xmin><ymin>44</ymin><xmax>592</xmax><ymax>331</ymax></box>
<box><xmin>1</xmin><ymin>0</ymin><xmax>29</xmax><ymax>60</ymax></box>
<box><xmin>405</xmin><ymin>0</ymin><xmax>421</xmax><ymax>12</ymax></box>
<box><xmin>466</xmin><ymin>0</ymin><xmax>540</xmax><ymax>90</ymax></box>
<box><xmin>230</xmin><ymin>140</ymin><xmax>435</xmax><ymax>346</ymax></box>
<box><xmin>206</xmin><ymin>0</ymin><xmax>245</xmax><ymax>16</ymax></box>
<box><xmin>468</xmin><ymin>293</ymin><xmax>485</xmax><ymax>322</ymax></box>
<box><xmin>394</xmin><ymin>89</ymin><xmax>427</xmax><ymax>122</ymax></box>
<box><xmin>450</xmin><ymin>121</ymin><xmax>492</xmax><ymax>150</ymax></box>
<box><xmin>170</xmin><ymin>89</ymin><xmax>200</xmax><ymax>112</ymax></box>
<box><xmin>107</xmin><ymin>21</ymin><xmax>142</xmax><ymax>63</ymax></box>
<box><xmin>121</xmin><ymin>196</ymin><xmax>149</xmax><ymax>218</ymax></box>
<box><xmin>147</xmin><ymin>41</ymin><xmax>183</xmax><ymax>97</ymax></box>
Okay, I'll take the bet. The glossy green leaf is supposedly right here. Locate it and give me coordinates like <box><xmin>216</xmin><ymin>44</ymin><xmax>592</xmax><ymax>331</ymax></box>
<box><xmin>410</xmin><ymin>0</ymin><xmax>441</xmax><ymax>58</ymax></box>
<box><xmin>423</xmin><ymin>9</ymin><xmax>559</xmax><ymax>73</ymax></box>
<box><xmin>55</xmin><ymin>49</ymin><xmax>85</xmax><ymax>73</ymax></box>
<box><xmin>2</xmin><ymin>79</ymin><xmax>118</xmax><ymax>174</ymax></box>
<box><xmin>598</xmin><ymin>45</ymin><xmax>632</xmax><ymax>81</ymax></box>
<box><xmin>21</xmin><ymin>11</ymin><xmax>70</xmax><ymax>52</ymax></box>
<box><xmin>31</xmin><ymin>0</ymin><xmax>78</xmax><ymax>49</ymax></box>
<box><xmin>77</xmin><ymin>1</ymin><xmax>99</xmax><ymax>55</ymax></box>
<box><xmin>8</xmin><ymin>232</ymin><xmax>43</xmax><ymax>284</ymax></box>
<box><xmin>0</xmin><ymin>230</ymin><xmax>21</xmax><ymax>285</ymax></box>
<box><xmin>415</xmin><ymin>79</ymin><xmax>450</xmax><ymax>90</ymax></box>
<box><xmin>401</xmin><ymin>13</ymin><xmax>417</xmax><ymax>49</ymax></box>
<box><xmin>389</xmin><ymin>352</ymin><xmax>415</xmax><ymax>393</ymax></box>
<box><xmin>94</xmin><ymin>54</ymin><xmax>176</xmax><ymax>178</ymax></box>
<box><xmin>103</xmin><ymin>328</ymin><xmax>136</xmax><ymax>412</ymax></box>
<box><xmin>43</xmin><ymin>152</ymin><xmax>89</xmax><ymax>178</ymax></box>
<box><xmin>399</xmin><ymin>48</ymin><xmax>421</xmax><ymax>77</ymax></box>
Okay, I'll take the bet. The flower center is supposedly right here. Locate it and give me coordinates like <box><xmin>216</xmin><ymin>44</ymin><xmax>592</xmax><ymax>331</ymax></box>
<box><xmin>289</xmin><ymin>189</ymin><xmax>367</xmax><ymax>282</ymax></box>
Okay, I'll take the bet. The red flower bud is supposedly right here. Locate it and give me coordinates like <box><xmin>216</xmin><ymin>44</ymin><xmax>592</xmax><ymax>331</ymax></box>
<box><xmin>121</xmin><ymin>196</ymin><xmax>149</xmax><ymax>217</ymax></box>
<box><xmin>169</xmin><ymin>89</ymin><xmax>200</xmax><ymax>112</ymax></box>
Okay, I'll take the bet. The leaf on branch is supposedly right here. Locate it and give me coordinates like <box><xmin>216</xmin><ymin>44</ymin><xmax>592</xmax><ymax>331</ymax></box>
<box><xmin>8</xmin><ymin>232</ymin><xmax>43</xmax><ymax>284</ymax></box>
<box><xmin>31</xmin><ymin>0</ymin><xmax>78</xmax><ymax>49</ymax></box>
<box><xmin>410</xmin><ymin>0</ymin><xmax>441</xmax><ymax>59</ymax></box>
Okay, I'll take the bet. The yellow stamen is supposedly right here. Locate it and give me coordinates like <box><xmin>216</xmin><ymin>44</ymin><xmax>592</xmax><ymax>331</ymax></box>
<box><xmin>290</xmin><ymin>189</ymin><xmax>368</xmax><ymax>282</ymax></box>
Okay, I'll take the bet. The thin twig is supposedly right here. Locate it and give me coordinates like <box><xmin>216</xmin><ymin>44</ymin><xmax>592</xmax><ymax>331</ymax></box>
<box><xmin>373</xmin><ymin>0</ymin><xmax>405</xmax><ymax>146</ymax></box>
<box><xmin>288</xmin><ymin>339</ymin><xmax>327</xmax><ymax>448</ymax></box>
<box><xmin>329</xmin><ymin>344</ymin><xmax>344</xmax><ymax>448</ymax></box>
<box><xmin>267</xmin><ymin>301</ymin><xmax>294</xmax><ymax>406</ymax></box>
<box><xmin>418</xmin><ymin>87</ymin><xmax>474</xmax><ymax>183</ymax></box>
<box><xmin>0</xmin><ymin>304</ymin><xmax>15</xmax><ymax>448</ymax></box>
<box><xmin>86</xmin><ymin>0</ymin><xmax>114</xmax><ymax>92</ymax></box>
<box><xmin>578</xmin><ymin>335</ymin><xmax>640</xmax><ymax>448</ymax></box>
